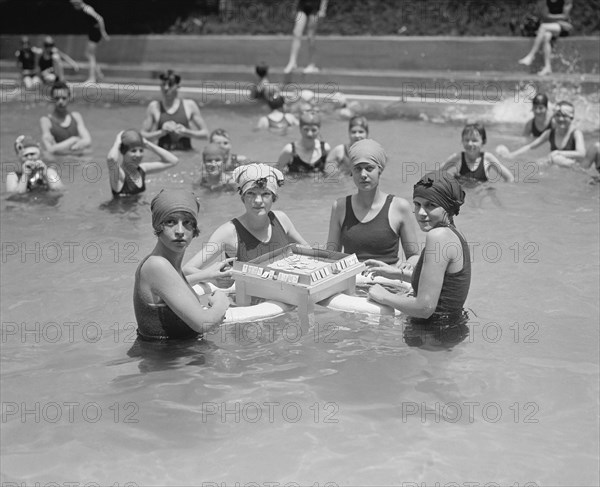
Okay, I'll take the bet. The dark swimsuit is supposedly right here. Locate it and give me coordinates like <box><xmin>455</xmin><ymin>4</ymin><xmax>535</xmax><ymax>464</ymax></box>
<box><xmin>49</xmin><ymin>114</ymin><xmax>79</xmax><ymax>143</ymax></box>
<box><xmin>16</xmin><ymin>48</ymin><xmax>36</xmax><ymax>76</ymax></box>
<box><xmin>459</xmin><ymin>152</ymin><xmax>488</xmax><ymax>182</ymax></box>
<box><xmin>530</xmin><ymin>118</ymin><xmax>552</xmax><ymax>137</ymax></box>
<box><xmin>133</xmin><ymin>255</ymin><xmax>201</xmax><ymax>341</ymax></box>
<box><xmin>112</xmin><ymin>167</ymin><xmax>146</xmax><ymax>197</ymax></box>
<box><xmin>298</xmin><ymin>0</ymin><xmax>321</xmax><ymax>15</ymax></box>
<box><xmin>157</xmin><ymin>101</ymin><xmax>192</xmax><ymax>151</ymax></box>
<box><xmin>231</xmin><ymin>211</ymin><xmax>290</xmax><ymax>262</ymax></box>
<box><xmin>38</xmin><ymin>54</ymin><xmax>54</xmax><ymax>74</ymax></box>
<box><xmin>549</xmin><ymin>128</ymin><xmax>576</xmax><ymax>151</ymax></box>
<box><xmin>13</xmin><ymin>170</ymin><xmax>48</xmax><ymax>192</ymax></box>
<box><xmin>411</xmin><ymin>225</ymin><xmax>471</xmax><ymax>317</ymax></box>
<box><xmin>340</xmin><ymin>194</ymin><xmax>400</xmax><ymax>264</ymax></box>
<box><xmin>287</xmin><ymin>141</ymin><xmax>327</xmax><ymax>173</ymax></box>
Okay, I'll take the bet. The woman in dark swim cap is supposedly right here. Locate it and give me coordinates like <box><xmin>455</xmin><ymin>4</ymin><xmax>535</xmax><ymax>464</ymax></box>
<box><xmin>367</xmin><ymin>171</ymin><xmax>471</xmax><ymax>320</ymax></box>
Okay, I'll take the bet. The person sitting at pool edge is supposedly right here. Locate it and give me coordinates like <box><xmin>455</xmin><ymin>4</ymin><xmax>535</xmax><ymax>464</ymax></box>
<box><xmin>327</xmin><ymin>138</ymin><xmax>420</xmax><ymax>267</ymax></box>
<box><xmin>6</xmin><ymin>135</ymin><xmax>63</xmax><ymax>194</ymax></box>
<box><xmin>134</xmin><ymin>189</ymin><xmax>230</xmax><ymax>341</ymax></box>
<box><xmin>441</xmin><ymin>123</ymin><xmax>514</xmax><ymax>183</ymax></box>
<box><xmin>141</xmin><ymin>70</ymin><xmax>209</xmax><ymax>151</ymax></box>
<box><xmin>184</xmin><ymin>163</ymin><xmax>308</xmax><ymax>287</ymax></box>
<box><xmin>107</xmin><ymin>129</ymin><xmax>179</xmax><ymax>198</ymax></box>
<box><xmin>367</xmin><ymin>171</ymin><xmax>470</xmax><ymax>321</ymax></box>
<box><xmin>40</xmin><ymin>81</ymin><xmax>92</xmax><ymax>157</ymax></box>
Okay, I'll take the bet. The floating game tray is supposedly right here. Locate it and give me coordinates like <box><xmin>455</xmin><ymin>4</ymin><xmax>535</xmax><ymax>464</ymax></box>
<box><xmin>231</xmin><ymin>244</ymin><xmax>366</xmax><ymax>318</ymax></box>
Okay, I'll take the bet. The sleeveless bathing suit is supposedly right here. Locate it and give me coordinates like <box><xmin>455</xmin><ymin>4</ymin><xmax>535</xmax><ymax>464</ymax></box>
<box><xmin>549</xmin><ymin>128</ymin><xmax>576</xmax><ymax>151</ymax></box>
<box><xmin>133</xmin><ymin>255</ymin><xmax>201</xmax><ymax>340</ymax></box>
<box><xmin>411</xmin><ymin>225</ymin><xmax>471</xmax><ymax>315</ymax></box>
<box><xmin>157</xmin><ymin>100</ymin><xmax>192</xmax><ymax>151</ymax></box>
<box><xmin>298</xmin><ymin>0</ymin><xmax>321</xmax><ymax>15</ymax></box>
<box><xmin>13</xmin><ymin>170</ymin><xmax>48</xmax><ymax>192</ymax></box>
<box><xmin>49</xmin><ymin>114</ymin><xmax>79</xmax><ymax>143</ymax></box>
<box><xmin>530</xmin><ymin>118</ymin><xmax>552</xmax><ymax>137</ymax></box>
<box><xmin>80</xmin><ymin>5</ymin><xmax>102</xmax><ymax>42</ymax></box>
<box><xmin>112</xmin><ymin>166</ymin><xmax>146</xmax><ymax>197</ymax></box>
<box><xmin>340</xmin><ymin>194</ymin><xmax>400</xmax><ymax>264</ymax></box>
<box><xmin>459</xmin><ymin>152</ymin><xmax>488</xmax><ymax>182</ymax></box>
<box><xmin>231</xmin><ymin>212</ymin><xmax>290</xmax><ymax>262</ymax></box>
<box><xmin>287</xmin><ymin>141</ymin><xmax>327</xmax><ymax>173</ymax></box>
<box><xmin>38</xmin><ymin>53</ymin><xmax>54</xmax><ymax>73</ymax></box>
<box><xmin>16</xmin><ymin>48</ymin><xmax>36</xmax><ymax>75</ymax></box>
<box><xmin>268</xmin><ymin>114</ymin><xmax>293</xmax><ymax>133</ymax></box>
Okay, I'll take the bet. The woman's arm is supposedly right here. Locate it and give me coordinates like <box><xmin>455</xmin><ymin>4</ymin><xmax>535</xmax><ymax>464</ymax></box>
<box><xmin>184</xmin><ymin>223</ymin><xmax>237</xmax><ymax>285</ymax></box>
<box><xmin>140</xmin><ymin>101</ymin><xmax>165</xmax><ymax>141</ymax></box>
<box><xmin>56</xmin><ymin>48</ymin><xmax>79</xmax><ymax>71</ymax></box>
<box><xmin>551</xmin><ymin>130</ymin><xmax>586</xmax><ymax>162</ymax></box>
<box><xmin>143</xmin><ymin>256</ymin><xmax>229</xmax><ymax>333</ymax></box>
<box><xmin>395</xmin><ymin>197</ymin><xmax>421</xmax><ymax>264</ymax></box>
<box><xmin>69</xmin><ymin>112</ymin><xmax>92</xmax><ymax>150</ymax></box>
<box><xmin>40</xmin><ymin>116</ymin><xmax>80</xmax><ymax>154</ymax></box>
<box><xmin>139</xmin><ymin>139</ymin><xmax>179</xmax><ymax>174</ymax></box>
<box><xmin>368</xmin><ymin>228</ymin><xmax>452</xmax><ymax>318</ymax></box>
<box><xmin>485</xmin><ymin>153</ymin><xmax>515</xmax><ymax>182</ymax></box>
<box><xmin>273</xmin><ymin>211</ymin><xmax>309</xmax><ymax>245</ymax></box>
<box><xmin>325</xmin><ymin>198</ymin><xmax>344</xmax><ymax>251</ymax></box>
<box><xmin>277</xmin><ymin>144</ymin><xmax>293</xmax><ymax>171</ymax></box>
<box><xmin>440</xmin><ymin>153</ymin><xmax>461</xmax><ymax>177</ymax></box>
<box><xmin>106</xmin><ymin>132</ymin><xmax>124</xmax><ymax>192</ymax></box>
<box><xmin>5</xmin><ymin>171</ymin><xmax>28</xmax><ymax>194</ymax></box>
<box><xmin>179</xmin><ymin>100</ymin><xmax>209</xmax><ymax>140</ymax></box>
<box><xmin>506</xmin><ymin>129</ymin><xmax>551</xmax><ymax>158</ymax></box>
<box><xmin>325</xmin><ymin>145</ymin><xmax>344</xmax><ymax>166</ymax></box>
<box><xmin>523</xmin><ymin>119</ymin><xmax>533</xmax><ymax>137</ymax></box>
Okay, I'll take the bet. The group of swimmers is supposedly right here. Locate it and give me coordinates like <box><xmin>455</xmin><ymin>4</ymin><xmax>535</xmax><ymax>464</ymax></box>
<box><xmin>6</xmin><ymin>65</ymin><xmax>599</xmax><ymax>342</ymax></box>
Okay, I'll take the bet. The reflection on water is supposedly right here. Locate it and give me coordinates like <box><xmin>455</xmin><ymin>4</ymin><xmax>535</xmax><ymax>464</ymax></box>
<box><xmin>1</xmin><ymin>100</ymin><xmax>598</xmax><ymax>485</ymax></box>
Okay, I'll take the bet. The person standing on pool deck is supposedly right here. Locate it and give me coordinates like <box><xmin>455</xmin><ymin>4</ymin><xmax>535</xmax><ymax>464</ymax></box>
<box><xmin>141</xmin><ymin>70</ymin><xmax>209</xmax><ymax>151</ymax></box>
<box><xmin>367</xmin><ymin>171</ymin><xmax>470</xmax><ymax>321</ymax></box>
<box><xmin>518</xmin><ymin>0</ymin><xmax>573</xmax><ymax>76</ymax></box>
<box><xmin>284</xmin><ymin>0</ymin><xmax>328</xmax><ymax>74</ymax></box>
<box><xmin>523</xmin><ymin>93</ymin><xmax>554</xmax><ymax>138</ymax></box>
<box><xmin>40</xmin><ymin>81</ymin><xmax>92</xmax><ymax>157</ymax></box>
<box><xmin>442</xmin><ymin>123</ymin><xmax>514</xmax><ymax>183</ymax></box>
<box><xmin>107</xmin><ymin>129</ymin><xmax>179</xmax><ymax>198</ymax></box>
<box><xmin>327</xmin><ymin>138</ymin><xmax>420</xmax><ymax>266</ymax></box>
<box><xmin>70</xmin><ymin>0</ymin><xmax>110</xmax><ymax>83</ymax></box>
<box><xmin>134</xmin><ymin>189</ymin><xmax>231</xmax><ymax>341</ymax></box>
<box><xmin>184</xmin><ymin>163</ymin><xmax>308</xmax><ymax>287</ymax></box>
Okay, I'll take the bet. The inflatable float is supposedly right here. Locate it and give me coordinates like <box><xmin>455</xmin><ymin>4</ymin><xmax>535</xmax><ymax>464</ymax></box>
<box><xmin>194</xmin><ymin>272</ymin><xmax>412</xmax><ymax>323</ymax></box>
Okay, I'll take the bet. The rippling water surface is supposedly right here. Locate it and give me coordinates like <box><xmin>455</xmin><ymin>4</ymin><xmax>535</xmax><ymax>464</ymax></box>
<box><xmin>1</xmin><ymin>98</ymin><xmax>598</xmax><ymax>485</ymax></box>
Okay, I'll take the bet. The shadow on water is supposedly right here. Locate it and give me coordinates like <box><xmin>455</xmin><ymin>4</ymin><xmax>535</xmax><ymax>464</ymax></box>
<box><xmin>402</xmin><ymin>312</ymin><xmax>470</xmax><ymax>351</ymax></box>
<box><xmin>5</xmin><ymin>189</ymin><xmax>63</xmax><ymax>207</ymax></box>
<box><xmin>98</xmin><ymin>194</ymin><xmax>150</xmax><ymax>218</ymax></box>
<box><xmin>124</xmin><ymin>336</ymin><xmax>218</xmax><ymax>374</ymax></box>
<box><xmin>460</xmin><ymin>180</ymin><xmax>504</xmax><ymax>209</ymax></box>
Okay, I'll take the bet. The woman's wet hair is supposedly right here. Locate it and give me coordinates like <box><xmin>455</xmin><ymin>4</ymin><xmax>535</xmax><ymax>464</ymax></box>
<box><xmin>299</xmin><ymin>111</ymin><xmax>321</xmax><ymax>127</ymax></box>
<box><xmin>159</xmin><ymin>69</ymin><xmax>181</xmax><ymax>87</ymax></box>
<box><xmin>255</xmin><ymin>62</ymin><xmax>269</xmax><ymax>78</ymax></box>
<box><xmin>461</xmin><ymin>122</ymin><xmax>487</xmax><ymax>145</ymax></box>
<box><xmin>348</xmin><ymin>115</ymin><xmax>369</xmax><ymax>135</ymax></box>
<box><xmin>50</xmin><ymin>80</ymin><xmax>71</xmax><ymax>97</ymax></box>
<box><xmin>153</xmin><ymin>211</ymin><xmax>200</xmax><ymax>237</ymax></box>
<box><xmin>267</xmin><ymin>93</ymin><xmax>285</xmax><ymax>110</ymax></box>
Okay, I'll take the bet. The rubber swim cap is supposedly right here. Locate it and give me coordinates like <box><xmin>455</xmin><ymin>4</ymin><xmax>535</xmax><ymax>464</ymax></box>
<box><xmin>119</xmin><ymin>129</ymin><xmax>144</xmax><ymax>154</ymax></box>
<box><xmin>413</xmin><ymin>171</ymin><xmax>465</xmax><ymax>217</ymax></box>
<box><xmin>267</xmin><ymin>93</ymin><xmax>285</xmax><ymax>110</ymax></box>
<box><xmin>232</xmin><ymin>163</ymin><xmax>284</xmax><ymax>196</ymax></box>
<box><xmin>532</xmin><ymin>93</ymin><xmax>549</xmax><ymax>107</ymax></box>
<box><xmin>151</xmin><ymin>189</ymin><xmax>200</xmax><ymax>231</ymax></box>
<box><xmin>555</xmin><ymin>101</ymin><xmax>575</xmax><ymax>119</ymax></box>
<box><xmin>348</xmin><ymin>139</ymin><xmax>387</xmax><ymax>171</ymax></box>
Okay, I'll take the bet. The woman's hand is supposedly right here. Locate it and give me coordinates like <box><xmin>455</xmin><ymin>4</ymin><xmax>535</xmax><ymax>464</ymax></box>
<box><xmin>205</xmin><ymin>257</ymin><xmax>236</xmax><ymax>288</ymax></box>
<box><xmin>368</xmin><ymin>283</ymin><xmax>390</xmax><ymax>305</ymax></box>
<box><xmin>207</xmin><ymin>290</ymin><xmax>230</xmax><ymax>316</ymax></box>
<box><xmin>364</xmin><ymin>259</ymin><xmax>404</xmax><ymax>280</ymax></box>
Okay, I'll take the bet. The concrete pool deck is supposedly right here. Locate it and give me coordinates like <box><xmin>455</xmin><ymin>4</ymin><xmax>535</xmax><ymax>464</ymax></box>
<box><xmin>1</xmin><ymin>35</ymin><xmax>598</xmax><ymax>102</ymax></box>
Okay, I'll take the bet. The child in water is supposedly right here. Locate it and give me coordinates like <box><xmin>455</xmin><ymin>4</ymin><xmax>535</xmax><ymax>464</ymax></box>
<box><xmin>6</xmin><ymin>135</ymin><xmax>64</xmax><ymax>194</ymax></box>
<box><xmin>209</xmin><ymin>128</ymin><xmax>247</xmax><ymax>171</ymax></box>
<box><xmin>198</xmin><ymin>143</ymin><xmax>236</xmax><ymax>191</ymax></box>
<box><xmin>277</xmin><ymin>111</ymin><xmax>330</xmax><ymax>173</ymax></box>
<box><xmin>523</xmin><ymin>93</ymin><xmax>553</xmax><ymax>138</ymax></box>
<box><xmin>442</xmin><ymin>123</ymin><xmax>514</xmax><ymax>183</ymax></box>
<box><xmin>498</xmin><ymin>101</ymin><xmax>585</xmax><ymax>168</ymax></box>
<box><xmin>256</xmin><ymin>93</ymin><xmax>299</xmax><ymax>135</ymax></box>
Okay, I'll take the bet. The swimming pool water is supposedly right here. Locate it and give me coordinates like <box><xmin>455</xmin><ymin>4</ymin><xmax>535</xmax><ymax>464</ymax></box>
<box><xmin>1</xmin><ymin>97</ymin><xmax>599</xmax><ymax>485</ymax></box>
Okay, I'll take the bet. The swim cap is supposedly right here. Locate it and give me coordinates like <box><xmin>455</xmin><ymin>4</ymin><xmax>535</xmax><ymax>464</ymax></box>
<box><xmin>532</xmin><ymin>93</ymin><xmax>549</xmax><ymax>107</ymax></box>
<box><xmin>267</xmin><ymin>93</ymin><xmax>285</xmax><ymax>110</ymax></box>
<box><xmin>348</xmin><ymin>139</ymin><xmax>387</xmax><ymax>171</ymax></box>
<box><xmin>202</xmin><ymin>142</ymin><xmax>225</xmax><ymax>160</ymax></box>
<box><xmin>119</xmin><ymin>129</ymin><xmax>144</xmax><ymax>154</ymax></box>
<box><xmin>255</xmin><ymin>62</ymin><xmax>269</xmax><ymax>78</ymax></box>
<box><xmin>209</xmin><ymin>128</ymin><xmax>230</xmax><ymax>141</ymax></box>
<box><xmin>151</xmin><ymin>189</ymin><xmax>200</xmax><ymax>231</ymax></box>
<box><xmin>159</xmin><ymin>69</ymin><xmax>181</xmax><ymax>86</ymax></box>
<box><xmin>299</xmin><ymin>111</ymin><xmax>321</xmax><ymax>126</ymax></box>
<box><xmin>14</xmin><ymin>135</ymin><xmax>40</xmax><ymax>155</ymax></box>
<box><xmin>413</xmin><ymin>171</ymin><xmax>465</xmax><ymax>217</ymax></box>
<box><xmin>232</xmin><ymin>163</ymin><xmax>284</xmax><ymax>196</ymax></box>
<box><xmin>555</xmin><ymin>101</ymin><xmax>575</xmax><ymax>119</ymax></box>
